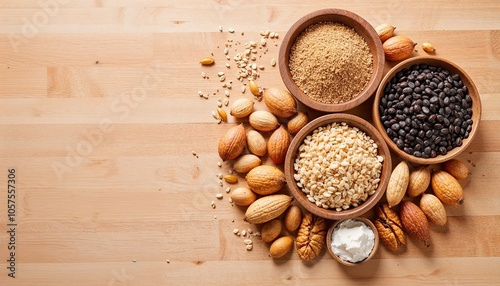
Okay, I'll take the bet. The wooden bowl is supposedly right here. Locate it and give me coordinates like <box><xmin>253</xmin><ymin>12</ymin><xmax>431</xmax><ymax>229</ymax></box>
<box><xmin>284</xmin><ymin>114</ymin><xmax>392</xmax><ymax>220</ymax></box>
<box><xmin>278</xmin><ymin>8</ymin><xmax>385</xmax><ymax>113</ymax></box>
<box><xmin>372</xmin><ymin>56</ymin><xmax>482</xmax><ymax>165</ymax></box>
<box><xmin>326</xmin><ymin>217</ymin><xmax>379</xmax><ymax>266</ymax></box>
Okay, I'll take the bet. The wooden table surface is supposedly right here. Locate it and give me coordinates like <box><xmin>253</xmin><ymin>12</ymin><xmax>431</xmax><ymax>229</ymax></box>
<box><xmin>1</xmin><ymin>1</ymin><xmax>499</xmax><ymax>285</ymax></box>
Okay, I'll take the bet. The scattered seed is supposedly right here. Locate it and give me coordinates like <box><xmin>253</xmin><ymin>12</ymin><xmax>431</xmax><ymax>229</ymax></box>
<box><xmin>216</xmin><ymin>193</ymin><xmax>223</xmax><ymax>199</ymax></box>
<box><xmin>244</xmin><ymin>239</ymin><xmax>253</xmax><ymax>245</ymax></box>
<box><xmin>202</xmin><ymin>94</ymin><xmax>209</xmax><ymax>99</ymax></box>
<box><xmin>228</xmin><ymin>28</ymin><xmax>234</xmax><ymax>33</ymax></box>
<box><xmin>241</xmin><ymin>229</ymin><xmax>247</xmax><ymax>236</ymax></box>
<box><xmin>217</xmin><ymin>161</ymin><xmax>222</xmax><ymax>167</ymax></box>
<box><xmin>258</xmin><ymin>65</ymin><xmax>265</xmax><ymax>70</ymax></box>
<box><xmin>214</xmin><ymin>215</ymin><xmax>217</xmax><ymax>219</ymax></box>
<box><xmin>246</xmin><ymin>244</ymin><xmax>253</xmax><ymax>251</ymax></box>
<box><xmin>218</xmin><ymin>180</ymin><xmax>223</xmax><ymax>187</ymax></box>
<box><xmin>233</xmin><ymin>228</ymin><xmax>240</xmax><ymax>235</ymax></box>
<box><xmin>217</xmin><ymin>72</ymin><xmax>225</xmax><ymax>77</ymax></box>
<box><xmin>225</xmin><ymin>187</ymin><xmax>231</xmax><ymax>193</ymax></box>
<box><xmin>191</xmin><ymin>151</ymin><xmax>197</xmax><ymax>156</ymax></box>
<box><xmin>271</xmin><ymin>58</ymin><xmax>276</xmax><ymax>67</ymax></box>
<box><xmin>228</xmin><ymin>198</ymin><xmax>233</xmax><ymax>203</ymax></box>
<box><xmin>218</xmin><ymin>25</ymin><xmax>223</xmax><ymax>32</ymax></box>
<box><xmin>211</xmin><ymin>201</ymin><xmax>216</xmax><ymax>209</ymax></box>
<box><xmin>241</xmin><ymin>85</ymin><xmax>246</xmax><ymax>93</ymax></box>
<box><xmin>226</xmin><ymin>82</ymin><xmax>232</xmax><ymax>89</ymax></box>
<box><xmin>200</xmin><ymin>57</ymin><xmax>215</xmax><ymax>65</ymax></box>
<box><xmin>247</xmin><ymin>229</ymin><xmax>253</xmax><ymax>234</ymax></box>
<box><xmin>253</xmin><ymin>231</ymin><xmax>261</xmax><ymax>237</ymax></box>
<box><xmin>223</xmin><ymin>174</ymin><xmax>238</xmax><ymax>184</ymax></box>
<box><xmin>224</xmin><ymin>90</ymin><xmax>230</xmax><ymax>97</ymax></box>
<box><xmin>167</xmin><ymin>260</ymin><xmax>170</xmax><ymax>264</ymax></box>
<box><xmin>217</xmin><ymin>107</ymin><xmax>228</xmax><ymax>122</ymax></box>
<box><xmin>225</xmin><ymin>63</ymin><xmax>230</xmax><ymax>68</ymax></box>
<box><xmin>201</xmin><ymin>72</ymin><xmax>206</xmax><ymax>78</ymax></box>
<box><xmin>223</xmin><ymin>98</ymin><xmax>229</xmax><ymax>106</ymax></box>
<box><xmin>219</xmin><ymin>75</ymin><xmax>226</xmax><ymax>82</ymax></box>
<box><xmin>212</xmin><ymin>110</ymin><xmax>220</xmax><ymax>120</ymax></box>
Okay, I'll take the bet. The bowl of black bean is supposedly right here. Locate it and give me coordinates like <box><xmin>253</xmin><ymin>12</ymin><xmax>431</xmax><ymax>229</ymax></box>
<box><xmin>372</xmin><ymin>56</ymin><xmax>482</xmax><ymax>165</ymax></box>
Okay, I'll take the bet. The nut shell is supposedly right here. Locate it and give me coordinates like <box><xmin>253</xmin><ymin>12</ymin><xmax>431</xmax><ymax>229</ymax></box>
<box><xmin>443</xmin><ymin>159</ymin><xmax>469</xmax><ymax>180</ymax></box>
<box><xmin>230</xmin><ymin>187</ymin><xmax>257</xmax><ymax>207</ymax></box>
<box><xmin>246</xmin><ymin>130</ymin><xmax>267</xmax><ymax>157</ymax></box>
<box><xmin>383</xmin><ymin>36</ymin><xmax>416</xmax><ymax>61</ymax></box>
<box><xmin>296</xmin><ymin>213</ymin><xmax>326</xmax><ymax>261</ymax></box>
<box><xmin>420</xmin><ymin>193</ymin><xmax>447</xmax><ymax>226</ymax></box>
<box><xmin>374</xmin><ymin>203</ymin><xmax>406</xmax><ymax>251</ymax></box>
<box><xmin>386</xmin><ymin>161</ymin><xmax>410</xmax><ymax>207</ymax></box>
<box><xmin>244</xmin><ymin>194</ymin><xmax>292</xmax><ymax>224</ymax></box>
<box><xmin>287</xmin><ymin>112</ymin><xmax>308</xmax><ymax>135</ymax></box>
<box><xmin>399</xmin><ymin>200</ymin><xmax>430</xmax><ymax>247</ymax></box>
<box><xmin>261</xmin><ymin>219</ymin><xmax>283</xmax><ymax>243</ymax></box>
<box><xmin>249</xmin><ymin>110</ymin><xmax>279</xmax><ymax>132</ymax></box>
<box><xmin>407</xmin><ymin>165</ymin><xmax>431</xmax><ymax>198</ymax></box>
<box><xmin>262</xmin><ymin>87</ymin><xmax>297</xmax><ymax>118</ymax></box>
<box><xmin>218</xmin><ymin>124</ymin><xmax>246</xmax><ymax>161</ymax></box>
<box><xmin>375</xmin><ymin>23</ymin><xmax>396</xmax><ymax>43</ymax></box>
<box><xmin>267</xmin><ymin>125</ymin><xmax>291</xmax><ymax>165</ymax></box>
<box><xmin>283</xmin><ymin>205</ymin><xmax>302</xmax><ymax>233</ymax></box>
<box><xmin>230</xmin><ymin>98</ymin><xmax>254</xmax><ymax>118</ymax></box>
<box><xmin>431</xmin><ymin>170</ymin><xmax>464</xmax><ymax>206</ymax></box>
<box><xmin>246</xmin><ymin>165</ymin><xmax>286</xmax><ymax>195</ymax></box>
<box><xmin>270</xmin><ymin>236</ymin><xmax>294</xmax><ymax>258</ymax></box>
<box><xmin>233</xmin><ymin>154</ymin><xmax>261</xmax><ymax>173</ymax></box>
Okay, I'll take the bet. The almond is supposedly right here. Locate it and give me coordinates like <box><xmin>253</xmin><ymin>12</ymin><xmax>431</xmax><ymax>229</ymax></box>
<box><xmin>230</xmin><ymin>187</ymin><xmax>257</xmax><ymax>206</ymax></box>
<box><xmin>262</xmin><ymin>87</ymin><xmax>297</xmax><ymax>118</ymax></box>
<box><xmin>246</xmin><ymin>130</ymin><xmax>267</xmax><ymax>157</ymax></box>
<box><xmin>283</xmin><ymin>205</ymin><xmax>302</xmax><ymax>233</ymax></box>
<box><xmin>407</xmin><ymin>165</ymin><xmax>431</xmax><ymax>197</ymax></box>
<box><xmin>386</xmin><ymin>161</ymin><xmax>410</xmax><ymax>207</ymax></box>
<box><xmin>431</xmin><ymin>170</ymin><xmax>464</xmax><ymax>206</ymax></box>
<box><xmin>270</xmin><ymin>236</ymin><xmax>294</xmax><ymax>258</ymax></box>
<box><xmin>375</xmin><ymin>23</ymin><xmax>396</xmax><ymax>43</ymax></box>
<box><xmin>443</xmin><ymin>159</ymin><xmax>469</xmax><ymax>180</ymax></box>
<box><xmin>246</xmin><ymin>165</ymin><xmax>286</xmax><ymax>195</ymax></box>
<box><xmin>218</xmin><ymin>124</ymin><xmax>246</xmax><ymax>161</ymax></box>
<box><xmin>233</xmin><ymin>154</ymin><xmax>261</xmax><ymax>173</ymax></box>
<box><xmin>399</xmin><ymin>200</ymin><xmax>430</xmax><ymax>247</ymax></box>
<box><xmin>267</xmin><ymin>125</ymin><xmax>291</xmax><ymax>165</ymax></box>
<box><xmin>244</xmin><ymin>194</ymin><xmax>292</xmax><ymax>224</ymax></box>
<box><xmin>261</xmin><ymin>219</ymin><xmax>282</xmax><ymax>243</ymax></box>
<box><xmin>287</xmin><ymin>112</ymin><xmax>308</xmax><ymax>135</ymax></box>
<box><xmin>230</xmin><ymin>98</ymin><xmax>254</xmax><ymax>118</ymax></box>
<box><xmin>383</xmin><ymin>36</ymin><xmax>416</xmax><ymax>61</ymax></box>
<box><xmin>249</xmin><ymin>110</ymin><xmax>279</xmax><ymax>132</ymax></box>
<box><xmin>420</xmin><ymin>193</ymin><xmax>447</xmax><ymax>226</ymax></box>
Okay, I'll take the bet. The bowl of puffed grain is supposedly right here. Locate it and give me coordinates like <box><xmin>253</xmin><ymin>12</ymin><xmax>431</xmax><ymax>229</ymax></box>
<box><xmin>284</xmin><ymin>113</ymin><xmax>392</xmax><ymax>220</ymax></box>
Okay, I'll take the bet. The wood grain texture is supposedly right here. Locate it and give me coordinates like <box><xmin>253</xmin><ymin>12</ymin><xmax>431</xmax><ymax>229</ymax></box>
<box><xmin>1</xmin><ymin>1</ymin><xmax>499</xmax><ymax>285</ymax></box>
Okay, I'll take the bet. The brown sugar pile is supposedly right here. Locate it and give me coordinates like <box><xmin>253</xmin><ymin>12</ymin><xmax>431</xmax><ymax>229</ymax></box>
<box><xmin>288</xmin><ymin>22</ymin><xmax>373</xmax><ymax>104</ymax></box>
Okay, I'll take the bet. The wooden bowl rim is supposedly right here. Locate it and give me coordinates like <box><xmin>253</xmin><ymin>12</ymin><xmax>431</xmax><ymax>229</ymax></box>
<box><xmin>284</xmin><ymin>113</ymin><xmax>392</xmax><ymax>221</ymax></box>
<box><xmin>278</xmin><ymin>8</ymin><xmax>385</xmax><ymax>113</ymax></box>
<box><xmin>326</xmin><ymin>217</ymin><xmax>380</xmax><ymax>266</ymax></box>
<box><xmin>372</xmin><ymin>56</ymin><xmax>482</xmax><ymax>165</ymax></box>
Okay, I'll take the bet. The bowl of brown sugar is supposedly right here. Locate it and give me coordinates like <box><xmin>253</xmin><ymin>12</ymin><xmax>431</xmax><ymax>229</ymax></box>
<box><xmin>279</xmin><ymin>9</ymin><xmax>385</xmax><ymax>113</ymax></box>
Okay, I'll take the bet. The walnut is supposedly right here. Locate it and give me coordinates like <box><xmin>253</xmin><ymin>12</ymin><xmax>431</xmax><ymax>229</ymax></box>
<box><xmin>296</xmin><ymin>213</ymin><xmax>327</xmax><ymax>261</ymax></box>
<box><xmin>374</xmin><ymin>203</ymin><xmax>406</xmax><ymax>251</ymax></box>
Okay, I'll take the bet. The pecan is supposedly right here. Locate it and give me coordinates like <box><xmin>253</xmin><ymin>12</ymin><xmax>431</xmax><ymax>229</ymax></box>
<box><xmin>374</xmin><ymin>203</ymin><xmax>406</xmax><ymax>251</ymax></box>
<box><xmin>296</xmin><ymin>213</ymin><xmax>327</xmax><ymax>261</ymax></box>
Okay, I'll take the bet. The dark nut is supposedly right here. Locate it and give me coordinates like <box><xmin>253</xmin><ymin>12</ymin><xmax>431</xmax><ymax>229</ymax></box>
<box><xmin>374</xmin><ymin>203</ymin><xmax>406</xmax><ymax>251</ymax></box>
<box><xmin>296</xmin><ymin>213</ymin><xmax>327</xmax><ymax>261</ymax></box>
